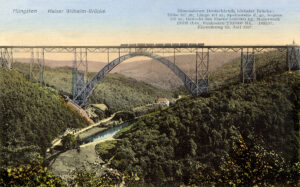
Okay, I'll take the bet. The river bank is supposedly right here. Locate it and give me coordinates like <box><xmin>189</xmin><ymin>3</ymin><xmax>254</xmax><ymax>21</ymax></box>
<box><xmin>48</xmin><ymin>137</ymin><xmax>119</xmax><ymax>185</ymax></box>
<box><xmin>47</xmin><ymin>114</ymin><xmax>135</xmax><ymax>185</ymax></box>
<box><xmin>46</xmin><ymin>102</ymin><xmax>171</xmax><ymax>185</ymax></box>
<box><xmin>48</xmin><ymin>112</ymin><xmax>117</xmax><ymax>151</ymax></box>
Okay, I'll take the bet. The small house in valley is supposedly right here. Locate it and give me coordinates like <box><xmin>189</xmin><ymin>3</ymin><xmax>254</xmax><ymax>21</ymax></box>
<box><xmin>155</xmin><ymin>97</ymin><xmax>170</xmax><ymax>106</ymax></box>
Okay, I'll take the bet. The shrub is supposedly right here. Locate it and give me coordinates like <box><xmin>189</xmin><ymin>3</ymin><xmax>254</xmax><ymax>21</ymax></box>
<box><xmin>0</xmin><ymin>161</ymin><xmax>65</xmax><ymax>186</ymax></box>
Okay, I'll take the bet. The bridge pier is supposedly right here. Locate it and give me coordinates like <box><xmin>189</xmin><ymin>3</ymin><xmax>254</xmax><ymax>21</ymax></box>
<box><xmin>29</xmin><ymin>48</ymin><xmax>45</xmax><ymax>84</ymax></box>
<box><xmin>287</xmin><ymin>46</ymin><xmax>300</xmax><ymax>71</ymax></box>
<box><xmin>194</xmin><ymin>49</ymin><xmax>209</xmax><ymax>96</ymax></box>
<box><xmin>241</xmin><ymin>48</ymin><xmax>255</xmax><ymax>83</ymax></box>
<box><xmin>0</xmin><ymin>48</ymin><xmax>13</xmax><ymax>69</ymax></box>
<box><xmin>72</xmin><ymin>48</ymin><xmax>88</xmax><ymax>101</ymax></box>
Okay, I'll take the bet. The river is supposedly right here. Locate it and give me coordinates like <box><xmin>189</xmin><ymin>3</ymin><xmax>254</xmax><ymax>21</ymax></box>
<box><xmin>80</xmin><ymin>121</ymin><xmax>133</xmax><ymax>144</ymax></box>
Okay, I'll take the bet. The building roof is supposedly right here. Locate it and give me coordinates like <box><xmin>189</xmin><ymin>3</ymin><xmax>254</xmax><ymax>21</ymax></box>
<box><xmin>155</xmin><ymin>98</ymin><xmax>169</xmax><ymax>102</ymax></box>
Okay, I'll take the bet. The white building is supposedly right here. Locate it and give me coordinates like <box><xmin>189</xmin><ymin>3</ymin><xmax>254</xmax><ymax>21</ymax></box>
<box><xmin>155</xmin><ymin>97</ymin><xmax>170</xmax><ymax>106</ymax></box>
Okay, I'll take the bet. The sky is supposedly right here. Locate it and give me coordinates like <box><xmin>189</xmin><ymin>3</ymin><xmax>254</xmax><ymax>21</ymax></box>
<box><xmin>0</xmin><ymin>0</ymin><xmax>299</xmax><ymax>45</ymax></box>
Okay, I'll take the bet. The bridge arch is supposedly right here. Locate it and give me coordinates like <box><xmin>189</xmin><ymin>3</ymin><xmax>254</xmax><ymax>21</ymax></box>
<box><xmin>72</xmin><ymin>52</ymin><xmax>203</xmax><ymax>106</ymax></box>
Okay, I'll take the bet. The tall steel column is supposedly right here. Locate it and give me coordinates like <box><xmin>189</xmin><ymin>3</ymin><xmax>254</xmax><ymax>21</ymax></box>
<box><xmin>195</xmin><ymin>48</ymin><xmax>209</xmax><ymax>96</ymax></box>
<box><xmin>241</xmin><ymin>48</ymin><xmax>255</xmax><ymax>83</ymax></box>
<box><xmin>40</xmin><ymin>48</ymin><xmax>45</xmax><ymax>84</ymax></box>
<box><xmin>30</xmin><ymin>48</ymin><xmax>34</xmax><ymax>80</ymax></box>
<box><xmin>287</xmin><ymin>46</ymin><xmax>300</xmax><ymax>71</ymax></box>
<box><xmin>0</xmin><ymin>48</ymin><xmax>13</xmax><ymax>69</ymax></box>
<box><xmin>0</xmin><ymin>48</ymin><xmax>3</xmax><ymax>67</ymax></box>
<box><xmin>9</xmin><ymin>48</ymin><xmax>13</xmax><ymax>69</ymax></box>
<box><xmin>72</xmin><ymin>48</ymin><xmax>88</xmax><ymax>99</ymax></box>
<box><xmin>29</xmin><ymin>48</ymin><xmax>45</xmax><ymax>84</ymax></box>
<box><xmin>107</xmin><ymin>48</ymin><xmax>110</xmax><ymax>64</ymax></box>
<box><xmin>174</xmin><ymin>48</ymin><xmax>176</xmax><ymax>65</ymax></box>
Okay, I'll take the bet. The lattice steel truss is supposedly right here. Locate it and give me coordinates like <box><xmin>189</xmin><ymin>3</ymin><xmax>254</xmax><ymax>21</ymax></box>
<box><xmin>195</xmin><ymin>49</ymin><xmax>209</xmax><ymax>96</ymax></box>
<box><xmin>287</xmin><ymin>46</ymin><xmax>300</xmax><ymax>71</ymax></box>
<box><xmin>29</xmin><ymin>48</ymin><xmax>45</xmax><ymax>84</ymax></box>
<box><xmin>0</xmin><ymin>48</ymin><xmax>13</xmax><ymax>69</ymax></box>
<box><xmin>241</xmin><ymin>48</ymin><xmax>255</xmax><ymax>83</ymax></box>
<box><xmin>72</xmin><ymin>48</ymin><xmax>88</xmax><ymax>100</ymax></box>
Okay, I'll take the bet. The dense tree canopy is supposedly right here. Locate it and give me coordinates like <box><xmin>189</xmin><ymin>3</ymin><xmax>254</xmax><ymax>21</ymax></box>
<box><xmin>0</xmin><ymin>68</ymin><xmax>89</xmax><ymax>167</ymax></box>
<box><xmin>96</xmin><ymin>50</ymin><xmax>300</xmax><ymax>186</ymax></box>
<box><xmin>107</xmin><ymin>71</ymin><xmax>299</xmax><ymax>185</ymax></box>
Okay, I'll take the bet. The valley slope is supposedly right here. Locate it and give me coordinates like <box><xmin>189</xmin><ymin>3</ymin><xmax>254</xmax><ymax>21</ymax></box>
<box><xmin>95</xmin><ymin>50</ymin><xmax>300</xmax><ymax>186</ymax></box>
<box><xmin>0</xmin><ymin>68</ymin><xmax>89</xmax><ymax>167</ymax></box>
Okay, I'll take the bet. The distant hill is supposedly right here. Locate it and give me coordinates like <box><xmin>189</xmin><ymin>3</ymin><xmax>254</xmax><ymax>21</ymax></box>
<box><xmin>14</xmin><ymin>58</ymin><xmax>107</xmax><ymax>70</ymax></box>
<box><xmin>110</xmin><ymin>52</ymin><xmax>240</xmax><ymax>89</ymax></box>
<box><xmin>0</xmin><ymin>68</ymin><xmax>89</xmax><ymax>167</ymax></box>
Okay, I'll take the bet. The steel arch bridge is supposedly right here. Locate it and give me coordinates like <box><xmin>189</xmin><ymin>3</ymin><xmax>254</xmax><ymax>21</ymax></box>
<box><xmin>1</xmin><ymin>44</ymin><xmax>299</xmax><ymax>107</ymax></box>
<box><xmin>72</xmin><ymin>52</ymin><xmax>207</xmax><ymax>106</ymax></box>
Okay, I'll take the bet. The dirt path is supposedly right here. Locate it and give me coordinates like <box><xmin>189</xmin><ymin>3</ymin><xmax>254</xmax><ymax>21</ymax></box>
<box><xmin>80</xmin><ymin>137</ymin><xmax>116</xmax><ymax>148</ymax></box>
<box><xmin>49</xmin><ymin>113</ymin><xmax>117</xmax><ymax>150</ymax></box>
<box><xmin>49</xmin><ymin>137</ymin><xmax>115</xmax><ymax>184</ymax></box>
<box><xmin>75</xmin><ymin>113</ymin><xmax>116</xmax><ymax>135</ymax></box>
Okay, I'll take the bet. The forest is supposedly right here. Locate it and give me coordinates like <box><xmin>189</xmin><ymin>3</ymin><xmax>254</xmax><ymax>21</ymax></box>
<box><xmin>0</xmin><ymin>68</ymin><xmax>89</xmax><ymax>168</ymax></box>
<box><xmin>95</xmin><ymin>50</ymin><xmax>300</xmax><ymax>186</ymax></box>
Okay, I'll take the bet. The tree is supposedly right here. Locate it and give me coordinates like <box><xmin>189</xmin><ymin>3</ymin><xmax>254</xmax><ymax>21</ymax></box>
<box><xmin>61</xmin><ymin>133</ymin><xmax>79</xmax><ymax>150</ymax></box>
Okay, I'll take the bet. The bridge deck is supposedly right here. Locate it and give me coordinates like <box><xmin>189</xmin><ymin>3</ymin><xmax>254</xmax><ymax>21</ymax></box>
<box><xmin>0</xmin><ymin>45</ymin><xmax>297</xmax><ymax>49</ymax></box>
